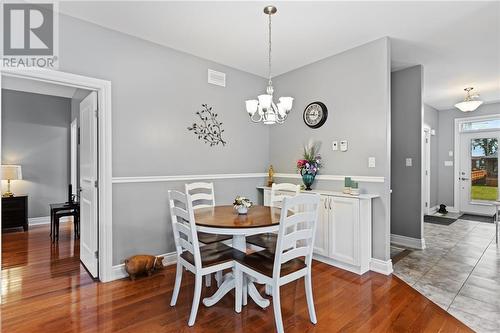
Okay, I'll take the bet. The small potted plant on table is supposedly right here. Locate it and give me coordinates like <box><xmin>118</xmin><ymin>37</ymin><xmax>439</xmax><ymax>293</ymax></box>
<box><xmin>233</xmin><ymin>196</ymin><xmax>253</xmax><ymax>215</ymax></box>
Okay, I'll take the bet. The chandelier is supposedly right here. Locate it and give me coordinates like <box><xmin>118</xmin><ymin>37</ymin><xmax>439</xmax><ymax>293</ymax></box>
<box><xmin>454</xmin><ymin>87</ymin><xmax>483</xmax><ymax>112</ymax></box>
<box><xmin>245</xmin><ymin>5</ymin><xmax>293</xmax><ymax>125</ymax></box>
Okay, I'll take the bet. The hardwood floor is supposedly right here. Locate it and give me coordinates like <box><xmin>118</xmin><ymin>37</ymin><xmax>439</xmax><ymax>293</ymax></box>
<box><xmin>1</xmin><ymin>224</ymin><xmax>472</xmax><ymax>333</ymax></box>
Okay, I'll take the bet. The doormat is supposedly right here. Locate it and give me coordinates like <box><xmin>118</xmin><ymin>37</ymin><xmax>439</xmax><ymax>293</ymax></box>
<box><xmin>458</xmin><ymin>214</ymin><xmax>495</xmax><ymax>223</ymax></box>
<box><xmin>424</xmin><ymin>215</ymin><xmax>457</xmax><ymax>225</ymax></box>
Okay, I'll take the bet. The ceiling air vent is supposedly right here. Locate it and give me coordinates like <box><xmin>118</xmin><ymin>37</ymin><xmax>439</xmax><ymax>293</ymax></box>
<box><xmin>208</xmin><ymin>69</ymin><xmax>226</xmax><ymax>87</ymax></box>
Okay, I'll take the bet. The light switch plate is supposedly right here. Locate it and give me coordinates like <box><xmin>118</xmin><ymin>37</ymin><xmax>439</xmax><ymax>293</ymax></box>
<box><xmin>340</xmin><ymin>140</ymin><xmax>348</xmax><ymax>152</ymax></box>
<box><xmin>448</xmin><ymin>151</ymin><xmax>453</xmax><ymax>157</ymax></box>
<box><xmin>332</xmin><ymin>141</ymin><xmax>338</xmax><ymax>151</ymax></box>
<box><xmin>406</xmin><ymin>158</ymin><xmax>412</xmax><ymax>167</ymax></box>
<box><xmin>444</xmin><ymin>160</ymin><xmax>453</xmax><ymax>167</ymax></box>
<box><xmin>368</xmin><ymin>157</ymin><xmax>376</xmax><ymax>168</ymax></box>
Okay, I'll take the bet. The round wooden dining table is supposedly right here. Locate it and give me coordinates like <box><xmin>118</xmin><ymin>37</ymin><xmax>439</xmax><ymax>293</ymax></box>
<box><xmin>194</xmin><ymin>205</ymin><xmax>281</xmax><ymax>309</ymax></box>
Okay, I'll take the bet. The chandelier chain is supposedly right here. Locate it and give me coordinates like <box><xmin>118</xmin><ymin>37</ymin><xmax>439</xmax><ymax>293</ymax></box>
<box><xmin>268</xmin><ymin>12</ymin><xmax>272</xmax><ymax>87</ymax></box>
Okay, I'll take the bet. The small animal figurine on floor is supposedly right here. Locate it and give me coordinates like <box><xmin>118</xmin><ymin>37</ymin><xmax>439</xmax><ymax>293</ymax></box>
<box><xmin>438</xmin><ymin>204</ymin><xmax>448</xmax><ymax>214</ymax></box>
<box><xmin>124</xmin><ymin>255</ymin><xmax>164</xmax><ymax>281</ymax></box>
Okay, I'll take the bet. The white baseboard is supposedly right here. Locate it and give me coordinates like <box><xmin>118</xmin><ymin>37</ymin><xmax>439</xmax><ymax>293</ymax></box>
<box><xmin>370</xmin><ymin>258</ymin><xmax>393</xmax><ymax>275</ymax></box>
<box><xmin>391</xmin><ymin>234</ymin><xmax>426</xmax><ymax>250</ymax></box>
<box><xmin>111</xmin><ymin>251</ymin><xmax>177</xmax><ymax>281</ymax></box>
<box><xmin>29</xmin><ymin>216</ymin><xmax>72</xmax><ymax>226</ymax></box>
<box><xmin>313</xmin><ymin>254</ymin><xmax>370</xmax><ymax>275</ymax></box>
<box><xmin>429</xmin><ymin>205</ymin><xmax>439</xmax><ymax>214</ymax></box>
<box><xmin>446</xmin><ymin>206</ymin><xmax>459</xmax><ymax>213</ymax></box>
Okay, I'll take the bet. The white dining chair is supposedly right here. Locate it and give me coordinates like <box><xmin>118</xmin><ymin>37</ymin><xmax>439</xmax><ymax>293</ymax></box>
<box><xmin>270</xmin><ymin>182</ymin><xmax>301</xmax><ymax>208</ymax></box>
<box><xmin>235</xmin><ymin>193</ymin><xmax>320</xmax><ymax>333</ymax></box>
<box><xmin>168</xmin><ymin>190</ymin><xmax>236</xmax><ymax>326</ymax></box>
<box><xmin>185</xmin><ymin>182</ymin><xmax>231</xmax><ymax>287</ymax></box>
<box><xmin>247</xmin><ymin>182</ymin><xmax>301</xmax><ymax>295</ymax></box>
<box><xmin>247</xmin><ymin>183</ymin><xmax>300</xmax><ymax>250</ymax></box>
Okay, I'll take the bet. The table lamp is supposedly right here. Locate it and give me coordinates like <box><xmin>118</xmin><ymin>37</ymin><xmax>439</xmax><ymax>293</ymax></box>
<box><xmin>2</xmin><ymin>165</ymin><xmax>22</xmax><ymax>197</ymax></box>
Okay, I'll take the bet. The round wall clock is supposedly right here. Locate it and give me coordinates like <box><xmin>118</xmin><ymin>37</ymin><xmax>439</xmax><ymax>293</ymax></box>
<box><xmin>303</xmin><ymin>102</ymin><xmax>328</xmax><ymax>128</ymax></box>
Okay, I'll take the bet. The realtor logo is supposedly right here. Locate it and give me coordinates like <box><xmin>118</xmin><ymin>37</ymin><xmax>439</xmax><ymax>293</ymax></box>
<box><xmin>1</xmin><ymin>2</ymin><xmax>58</xmax><ymax>68</ymax></box>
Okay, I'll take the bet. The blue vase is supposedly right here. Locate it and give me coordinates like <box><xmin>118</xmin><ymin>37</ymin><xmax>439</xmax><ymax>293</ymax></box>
<box><xmin>302</xmin><ymin>172</ymin><xmax>316</xmax><ymax>191</ymax></box>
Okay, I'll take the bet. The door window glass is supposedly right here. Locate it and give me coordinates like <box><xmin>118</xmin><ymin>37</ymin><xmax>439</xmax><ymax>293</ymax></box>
<box><xmin>470</xmin><ymin>138</ymin><xmax>498</xmax><ymax>201</ymax></box>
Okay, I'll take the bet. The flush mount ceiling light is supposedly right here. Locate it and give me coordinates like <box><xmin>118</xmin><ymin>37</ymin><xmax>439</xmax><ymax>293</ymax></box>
<box><xmin>454</xmin><ymin>87</ymin><xmax>483</xmax><ymax>112</ymax></box>
<box><xmin>245</xmin><ymin>5</ymin><xmax>293</xmax><ymax>125</ymax></box>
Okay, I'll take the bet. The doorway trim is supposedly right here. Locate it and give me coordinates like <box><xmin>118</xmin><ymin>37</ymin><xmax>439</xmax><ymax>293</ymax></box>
<box><xmin>453</xmin><ymin>114</ymin><xmax>500</xmax><ymax>214</ymax></box>
<box><xmin>0</xmin><ymin>68</ymin><xmax>113</xmax><ymax>282</ymax></box>
<box><xmin>70</xmin><ymin>118</ymin><xmax>78</xmax><ymax>196</ymax></box>
<box><xmin>422</xmin><ymin>126</ymin><xmax>431</xmax><ymax>216</ymax></box>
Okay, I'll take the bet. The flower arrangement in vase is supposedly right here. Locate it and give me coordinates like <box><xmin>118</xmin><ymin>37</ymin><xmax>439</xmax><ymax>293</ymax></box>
<box><xmin>233</xmin><ymin>196</ymin><xmax>253</xmax><ymax>215</ymax></box>
<box><xmin>297</xmin><ymin>142</ymin><xmax>322</xmax><ymax>191</ymax></box>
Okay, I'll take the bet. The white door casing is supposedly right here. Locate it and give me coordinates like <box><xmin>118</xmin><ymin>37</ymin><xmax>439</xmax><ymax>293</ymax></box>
<box><xmin>422</xmin><ymin>127</ymin><xmax>431</xmax><ymax>215</ymax></box>
<box><xmin>80</xmin><ymin>91</ymin><xmax>99</xmax><ymax>278</ymax></box>
<box><xmin>70</xmin><ymin>118</ymin><xmax>78</xmax><ymax>196</ymax></box>
<box><xmin>459</xmin><ymin>130</ymin><xmax>499</xmax><ymax>215</ymax></box>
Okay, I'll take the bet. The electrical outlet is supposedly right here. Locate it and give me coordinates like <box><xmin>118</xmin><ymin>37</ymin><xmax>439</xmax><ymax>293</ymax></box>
<box><xmin>448</xmin><ymin>151</ymin><xmax>453</xmax><ymax>157</ymax></box>
<box><xmin>406</xmin><ymin>158</ymin><xmax>412</xmax><ymax>167</ymax></box>
<box><xmin>368</xmin><ymin>157</ymin><xmax>376</xmax><ymax>168</ymax></box>
<box><xmin>332</xmin><ymin>141</ymin><xmax>338</xmax><ymax>151</ymax></box>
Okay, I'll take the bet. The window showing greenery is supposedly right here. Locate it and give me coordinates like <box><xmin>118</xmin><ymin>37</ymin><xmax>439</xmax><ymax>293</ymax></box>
<box><xmin>470</xmin><ymin>138</ymin><xmax>498</xmax><ymax>201</ymax></box>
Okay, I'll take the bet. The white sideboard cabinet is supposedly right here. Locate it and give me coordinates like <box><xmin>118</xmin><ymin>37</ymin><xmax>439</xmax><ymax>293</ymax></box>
<box><xmin>260</xmin><ymin>186</ymin><xmax>378</xmax><ymax>275</ymax></box>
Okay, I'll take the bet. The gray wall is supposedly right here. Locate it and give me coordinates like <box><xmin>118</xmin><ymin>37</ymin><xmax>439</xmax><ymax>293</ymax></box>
<box><xmin>391</xmin><ymin>65</ymin><xmax>423</xmax><ymax>239</ymax></box>
<box><xmin>424</xmin><ymin>104</ymin><xmax>439</xmax><ymax>208</ymax></box>
<box><xmin>269</xmin><ymin>37</ymin><xmax>392</xmax><ymax>261</ymax></box>
<box><xmin>1</xmin><ymin>89</ymin><xmax>71</xmax><ymax>218</ymax></box>
<box><xmin>57</xmin><ymin>14</ymin><xmax>270</xmax><ymax>264</ymax></box>
<box><xmin>438</xmin><ymin>102</ymin><xmax>500</xmax><ymax>206</ymax></box>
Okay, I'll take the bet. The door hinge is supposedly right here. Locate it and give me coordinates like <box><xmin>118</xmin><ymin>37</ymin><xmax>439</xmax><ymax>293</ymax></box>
<box><xmin>95</xmin><ymin>109</ymin><xmax>98</xmax><ymax>117</ymax></box>
<box><xmin>94</xmin><ymin>180</ymin><xmax>98</xmax><ymax>188</ymax></box>
<box><xmin>425</xmin><ymin>202</ymin><xmax>428</xmax><ymax>207</ymax></box>
<box><xmin>94</xmin><ymin>250</ymin><xmax>99</xmax><ymax>259</ymax></box>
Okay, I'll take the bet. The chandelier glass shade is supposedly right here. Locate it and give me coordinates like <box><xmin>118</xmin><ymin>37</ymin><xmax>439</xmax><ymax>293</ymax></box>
<box><xmin>454</xmin><ymin>87</ymin><xmax>483</xmax><ymax>112</ymax></box>
<box><xmin>245</xmin><ymin>5</ymin><xmax>293</xmax><ymax>125</ymax></box>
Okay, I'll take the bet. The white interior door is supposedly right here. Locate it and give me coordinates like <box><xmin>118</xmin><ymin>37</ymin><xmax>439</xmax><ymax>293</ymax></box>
<box><xmin>459</xmin><ymin>130</ymin><xmax>499</xmax><ymax>215</ymax></box>
<box><xmin>80</xmin><ymin>91</ymin><xmax>99</xmax><ymax>278</ymax></box>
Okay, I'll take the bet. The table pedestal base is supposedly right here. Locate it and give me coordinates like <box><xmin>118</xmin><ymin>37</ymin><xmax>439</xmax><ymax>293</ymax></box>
<box><xmin>202</xmin><ymin>271</ymin><xmax>270</xmax><ymax>309</ymax></box>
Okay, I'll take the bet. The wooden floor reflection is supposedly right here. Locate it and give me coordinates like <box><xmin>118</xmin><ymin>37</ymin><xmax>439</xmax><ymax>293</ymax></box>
<box><xmin>1</xmin><ymin>224</ymin><xmax>472</xmax><ymax>332</ymax></box>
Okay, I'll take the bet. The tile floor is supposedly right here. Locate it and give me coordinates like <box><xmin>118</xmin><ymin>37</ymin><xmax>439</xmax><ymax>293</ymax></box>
<box><xmin>393</xmin><ymin>219</ymin><xmax>499</xmax><ymax>333</ymax></box>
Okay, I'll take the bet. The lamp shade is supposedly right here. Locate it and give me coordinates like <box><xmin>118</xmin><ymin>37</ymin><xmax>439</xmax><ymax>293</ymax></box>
<box><xmin>279</xmin><ymin>97</ymin><xmax>294</xmax><ymax>111</ymax></box>
<box><xmin>258</xmin><ymin>94</ymin><xmax>272</xmax><ymax>109</ymax></box>
<box><xmin>245</xmin><ymin>100</ymin><xmax>258</xmax><ymax>116</ymax></box>
<box><xmin>454</xmin><ymin>100</ymin><xmax>484</xmax><ymax>112</ymax></box>
<box><xmin>2</xmin><ymin>165</ymin><xmax>22</xmax><ymax>180</ymax></box>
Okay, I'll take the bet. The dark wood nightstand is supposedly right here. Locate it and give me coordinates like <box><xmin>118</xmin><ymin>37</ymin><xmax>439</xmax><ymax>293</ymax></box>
<box><xmin>2</xmin><ymin>195</ymin><xmax>28</xmax><ymax>231</ymax></box>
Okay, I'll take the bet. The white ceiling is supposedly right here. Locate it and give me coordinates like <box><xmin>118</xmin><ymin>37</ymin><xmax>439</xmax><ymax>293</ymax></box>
<box><xmin>59</xmin><ymin>1</ymin><xmax>500</xmax><ymax>110</ymax></box>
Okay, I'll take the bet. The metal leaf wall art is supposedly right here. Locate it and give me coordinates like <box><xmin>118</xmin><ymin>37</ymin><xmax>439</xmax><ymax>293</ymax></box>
<box><xmin>188</xmin><ymin>104</ymin><xmax>227</xmax><ymax>146</ymax></box>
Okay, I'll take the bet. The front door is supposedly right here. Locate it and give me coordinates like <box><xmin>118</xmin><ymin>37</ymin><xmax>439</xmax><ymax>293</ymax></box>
<box><xmin>459</xmin><ymin>131</ymin><xmax>499</xmax><ymax>215</ymax></box>
<box><xmin>79</xmin><ymin>91</ymin><xmax>99</xmax><ymax>278</ymax></box>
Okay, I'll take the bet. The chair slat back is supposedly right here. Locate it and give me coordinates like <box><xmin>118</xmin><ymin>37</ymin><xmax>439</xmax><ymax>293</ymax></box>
<box><xmin>185</xmin><ymin>182</ymin><xmax>215</xmax><ymax>210</ymax></box>
<box><xmin>273</xmin><ymin>194</ymin><xmax>320</xmax><ymax>277</ymax></box>
<box><xmin>270</xmin><ymin>183</ymin><xmax>300</xmax><ymax>208</ymax></box>
<box><xmin>168</xmin><ymin>190</ymin><xmax>201</xmax><ymax>266</ymax></box>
